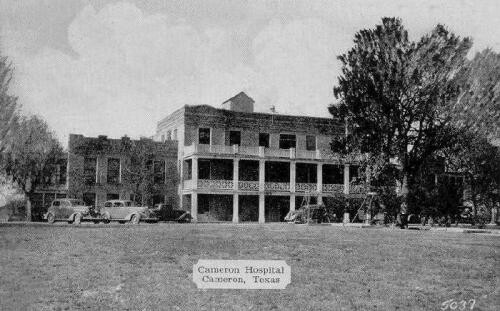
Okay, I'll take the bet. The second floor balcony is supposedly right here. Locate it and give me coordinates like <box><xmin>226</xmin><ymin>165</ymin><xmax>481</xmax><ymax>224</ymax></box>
<box><xmin>183</xmin><ymin>143</ymin><xmax>364</xmax><ymax>162</ymax></box>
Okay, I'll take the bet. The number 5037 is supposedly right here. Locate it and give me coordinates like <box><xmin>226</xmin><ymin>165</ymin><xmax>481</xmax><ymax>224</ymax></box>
<box><xmin>441</xmin><ymin>299</ymin><xmax>476</xmax><ymax>310</ymax></box>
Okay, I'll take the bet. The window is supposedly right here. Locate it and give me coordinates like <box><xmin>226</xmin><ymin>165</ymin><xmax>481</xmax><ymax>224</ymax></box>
<box><xmin>104</xmin><ymin>202</ymin><xmax>112</xmax><ymax>208</ymax></box>
<box><xmin>173</xmin><ymin>129</ymin><xmax>178</xmax><ymax>140</ymax></box>
<box><xmin>52</xmin><ymin>200</ymin><xmax>60</xmax><ymax>207</ymax></box>
<box><xmin>198</xmin><ymin>128</ymin><xmax>210</xmax><ymax>144</ymax></box>
<box><xmin>161</xmin><ymin>134</ymin><xmax>165</xmax><ymax>142</ymax></box>
<box><xmin>83</xmin><ymin>157</ymin><xmax>97</xmax><ymax>184</ymax></box>
<box><xmin>349</xmin><ymin>165</ymin><xmax>360</xmax><ymax>182</ymax></box>
<box><xmin>229</xmin><ymin>130</ymin><xmax>241</xmax><ymax>146</ymax></box>
<box><xmin>167</xmin><ymin>131</ymin><xmax>171</xmax><ymax>140</ymax></box>
<box><xmin>259</xmin><ymin>133</ymin><xmax>269</xmax><ymax>148</ymax></box>
<box><xmin>153</xmin><ymin>160</ymin><xmax>165</xmax><ymax>184</ymax></box>
<box><xmin>106</xmin><ymin>193</ymin><xmax>119</xmax><ymax>201</ymax></box>
<box><xmin>82</xmin><ymin>193</ymin><xmax>96</xmax><ymax>207</ymax></box>
<box><xmin>58</xmin><ymin>159</ymin><xmax>67</xmax><ymax>185</ymax></box>
<box><xmin>279</xmin><ymin>134</ymin><xmax>296</xmax><ymax>149</ymax></box>
<box><xmin>306</xmin><ymin>135</ymin><xmax>316</xmax><ymax>151</ymax></box>
<box><xmin>107</xmin><ymin>158</ymin><xmax>120</xmax><ymax>184</ymax></box>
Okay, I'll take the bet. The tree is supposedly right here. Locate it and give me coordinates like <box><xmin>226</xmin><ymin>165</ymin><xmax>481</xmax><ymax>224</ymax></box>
<box><xmin>444</xmin><ymin>130</ymin><xmax>500</xmax><ymax>224</ymax></box>
<box><xmin>0</xmin><ymin>55</ymin><xmax>19</xmax><ymax>153</ymax></box>
<box><xmin>330</xmin><ymin>18</ymin><xmax>472</xmax><ymax>206</ymax></box>
<box><xmin>451</xmin><ymin>49</ymin><xmax>500</xmax><ymax>139</ymax></box>
<box><xmin>0</xmin><ymin>116</ymin><xmax>63</xmax><ymax>221</ymax></box>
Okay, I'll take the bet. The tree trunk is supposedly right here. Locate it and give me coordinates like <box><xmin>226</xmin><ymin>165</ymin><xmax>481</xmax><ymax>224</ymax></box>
<box><xmin>26</xmin><ymin>199</ymin><xmax>32</xmax><ymax>222</ymax></box>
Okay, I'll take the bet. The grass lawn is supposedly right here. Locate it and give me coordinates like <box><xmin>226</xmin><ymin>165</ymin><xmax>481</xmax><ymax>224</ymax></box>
<box><xmin>0</xmin><ymin>223</ymin><xmax>498</xmax><ymax>310</ymax></box>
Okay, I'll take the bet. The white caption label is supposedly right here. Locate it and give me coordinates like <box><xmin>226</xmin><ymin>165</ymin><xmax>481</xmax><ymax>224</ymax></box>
<box><xmin>193</xmin><ymin>260</ymin><xmax>291</xmax><ymax>289</ymax></box>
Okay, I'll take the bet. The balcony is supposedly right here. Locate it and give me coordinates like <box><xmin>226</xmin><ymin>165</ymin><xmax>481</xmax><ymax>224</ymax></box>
<box><xmin>322</xmin><ymin>184</ymin><xmax>344</xmax><ymax>193</ymax></box>
<box><xmin>197</xmin><ymin>179</ymin><xmax>234</xmax><ymax>190</ymax></box>
<box><xmin>183</xmin><ymin>143</ymin><xmax>364</xmax><ymax>162</ymax></box>
<box><xmin>295</xmin><ymin>183</ymin><xmax>318</xmax><ymax>192</ymax></box>
<box><xmin>238</xmin><ymin>181</ymin><xmax>259</xmax><ymax>191</ymax></box>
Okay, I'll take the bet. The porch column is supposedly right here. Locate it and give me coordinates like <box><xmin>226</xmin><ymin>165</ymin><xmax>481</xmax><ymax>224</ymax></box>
<box><xmin>290</xmin><ymin>161</ymin><xmax>296</xmax><ymax>193</ymax></box>
<box><xmin>259</xmin><ymin>159</ymin><xmax>265</xmax><ymax>223</ymax></box>
<box><xmin>343</xmin><ymin>164</ymin><xmax>350</xmax><ymax>224</ymax></box>
<box><xmin>317</xmin><ymin>163</ymin><xmax>323</xmax><ymax>204</ymax></box>
<box><xmin>259</xmin><ymin>194</ymin><xmax>265</xmax><ymax>223</ymax></box>
<box><xmin>233</xmin><ymin>194</ymin><xmax>239</xmax><ymax>223</ymax></box>
<box><xmin>191</xmin><ymin>193</ymin><xmax>198</xmax><ymax>223</ymax></box>
<box><xmin>233</xmin><ymin>159</ymin><xmax>239</xmax><ymax>191</ymax></box>
<box><xmin>192</xmin><ymin>157</ymin><xmax>198</xmax><ymax>189</ymax></box>
<box><xmin>290</xmin><ymin>194</ymin><xmax>296</xmax><ymax>212</ymax></box>
<box><xmin>343</xmin><ymin>164</ymin><xmax>350</xmax><ymax>195</ymax></box>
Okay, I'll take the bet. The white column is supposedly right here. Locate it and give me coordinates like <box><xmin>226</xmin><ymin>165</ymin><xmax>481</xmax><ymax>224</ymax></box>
<box><xmin>343</xmin><ymin>164</ymin><xmax>350</xmax><ymax>223</ymax></box>
<box><xmin>191</xmin><ymin>193</ymin><xmax>198</xmax><ymax>223</ymax></box>
<box><xmin>259</xmin><ymin>160</ymin><xmax>265</xmax><ymax>191</ymax></box>
<box><xmin>290</xmin><ymin>194</ymin><xmax>296</xmax><ymax>212</ymax></box>
<box><xmin>343</xmin><ymin>164</ymin><xmax>350</xmax><ymax>195</ymax></box>
<box><xmin>259</xmin><ymin>160</ymin><xmax>265</xmax><ymax>223</ymax></box>
<box><xmin>317</xmin><ymin>163</ymin><xmax>323</xmax><ymax>204</ymax></box>
<box><xmin>233</xmin><ymin>159</ymin><xmax>239</xmax><ymax>191</ymax></box>
<box><xmin>259</xmin><ymin>194</ymin><xmax>265</xmax><ymax>223</ymax></box>
<box><xmin>233</xmin><ymin>194</ymin><xmax>239</xmax><ymax>223</ymax></box>
<box><xmin>192</xmin><ymin>157</ymin><xmax>198</xmax><ymax>189</ymax></box>
<box><xmin>290</xmin><ymin>161</ymin><xmax>296</xmax><ymax>193</ymax></box>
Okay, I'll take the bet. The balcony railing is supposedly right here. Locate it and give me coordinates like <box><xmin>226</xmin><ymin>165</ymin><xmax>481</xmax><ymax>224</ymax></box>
<box><xmin>184</xmin><ymin>143</ymin><xmax>362</xmax><ymax>162</ymax></box>
<box><xmin>295</xmin><ymin>183</ymin><xmax>317</xmax><ymax>192</ymax></box>
<box><xmin>265</xmin><ymin>182</ymin><xmax>290</xmax><ymax>191</ymax></box>
<box><xmin>350</xmin><ymin>184</ymin><xmax>366</xmax><ymax>194</ymax></box>
<box><xmin>197</xmin><ymin>179</ymin><xmax>234</xmax><ymax>190</ymax></box>
<box><xmin>238</xmin><ymin>180</ymin><xmax>259</xmax><ymax>191</ymax></box>
<box><xmin>322</xmin><ymin>184</ymin><xmax>344</xmax><ymax>193</ymax></box>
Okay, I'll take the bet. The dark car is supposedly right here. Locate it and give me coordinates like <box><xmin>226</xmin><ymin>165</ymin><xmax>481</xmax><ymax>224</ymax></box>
<box><xmin>152</xmin><ymin>203</ymin><xmax>192</xmax><ymax>222</ymax></box>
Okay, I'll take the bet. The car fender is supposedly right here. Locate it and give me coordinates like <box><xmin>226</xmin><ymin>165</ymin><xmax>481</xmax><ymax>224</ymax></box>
<box><xmin>125</xmin><ymin>213</ymin><xmax>140</xmax><ymax>221</ymax></box>
<box><xmin>68</xmin><ymin>213</ymin><xmax>79</xmax><ymax>222</ymax></box>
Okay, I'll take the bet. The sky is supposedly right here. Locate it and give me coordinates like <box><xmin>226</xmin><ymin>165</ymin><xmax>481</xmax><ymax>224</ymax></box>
<box><xmin>0</xmin><ymin>0</ymin><xmax>499</xmax><ymax>145</ymax></box>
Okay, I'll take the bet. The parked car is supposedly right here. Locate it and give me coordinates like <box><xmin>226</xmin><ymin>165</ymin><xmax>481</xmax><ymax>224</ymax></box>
<box><xmin>151</xmin><ymin>203</ymin><xmax>192</xmax><ymax>222</ymax></box>
<box><xmin>285</xmin><ymin>204</ymin><xmax>329</xmax><ymax>224</ymax></box>
<box><xmin>100</xmin><ymin>200</ymin><xmax>157</xmax><ymax>224</ymax></box>
<box><xmin>44</xmin><ymin>199</ymin><xmax>96</xmax><ymax>225</ymax></box>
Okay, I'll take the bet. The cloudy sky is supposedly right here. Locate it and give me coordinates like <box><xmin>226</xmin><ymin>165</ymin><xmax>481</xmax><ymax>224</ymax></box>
<box><xmin>1</xmin><ymin>0</ymin><xmax>499</xmax><ymax>145</ymax></box>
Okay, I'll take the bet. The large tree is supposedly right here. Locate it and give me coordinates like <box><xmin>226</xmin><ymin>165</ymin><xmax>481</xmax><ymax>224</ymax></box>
<box><xmin>451</xmin><ymin>49</ymin><xmax>500</xmax><ymax>140</ymax></box>
<box><xmin>0</xmin><ymin>55</ymin><xmax>19</xmax><ymax>153</ymax></box>
<box><xmin>330</xmin><ymin>18</ymin><xmax>472</xmax><ymax>203</ymax></box>
<box><xmin>0</xmin><ymin>116</ymin><xmax>63</xmax><ymax>221</ymax></box>
<box><xmin>444</xmin><ymin>130</ymin><xmax>500</xmax><ymax>224</ymax></box>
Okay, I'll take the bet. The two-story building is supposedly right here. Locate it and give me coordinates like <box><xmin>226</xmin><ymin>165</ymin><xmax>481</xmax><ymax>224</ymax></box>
<box><xmin>155</xmin><ymin>92</ymin><xmax>365</xmax><ymax>223</ymax></box>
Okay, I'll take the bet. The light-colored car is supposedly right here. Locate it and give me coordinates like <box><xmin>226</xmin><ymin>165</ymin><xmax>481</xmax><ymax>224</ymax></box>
<box><xmin>100</xmin><ymin>200</ymin><xmax>157</xmax><ymax>224</ymax></box>
<box><xmin>44</xmin><ymin>199</ymin><xmax>93</xmax><ymax>225</ymax></box>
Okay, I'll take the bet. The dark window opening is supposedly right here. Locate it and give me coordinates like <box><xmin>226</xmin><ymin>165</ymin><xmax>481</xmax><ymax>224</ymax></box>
<box><xmin>83</xmin><ymin>157</ymin><xmax>97</xmax><ymax>185</ymax></box>
<box><xmin>323</xmin><ymin>165</ymin><xmax>344</xmax><ymax>184</ymax></box>
<box><xmin>279</xmin><ymin>134</ymin><xmax>296</xmax><ymax>149</ymax></box>
<box><xmin>107</xmin><ymin>158</ymin><xmax>120</xmax><ymax>184</ymax></box>
<box><xmin>106</xmin><ymin>193</ymin><xmax>119</xmax><ymax>201</ymax></box>
<box><xmin>349</xmin><ymin>165</ymin><xmax>360</xmax><ymax>182</ymax></box>
<box><xmin>229</xmin><ymin>130</ymin><xmax>241</xmax><ymax>146</ymax></box>
<box><xmin>259</xmin><ymin>133</ymin><xmax>269</xmax><ymax>148</ymax></box>
<box><xmin>199</xmin><ymin>128</ymin><xmax>210</xmax><ymax>144</ymax></box>
<box><xmin>296</xmin><ymin>163</ymin><xmax>317</xmax><ymax>183</ymax></box>
<box><xmin>153</xmin><ymin>160</ymin><xmax>165</xmax><ymax>184</ymax></box>
<box><xmin>82</xmin><ymin>193</ymin><xmax>96</xmax><ymax>207</ymax></box>
<box><xmin>306</xmin><ymin>135</ymin><xmax>316</xmax><ymax>151</ymax></box>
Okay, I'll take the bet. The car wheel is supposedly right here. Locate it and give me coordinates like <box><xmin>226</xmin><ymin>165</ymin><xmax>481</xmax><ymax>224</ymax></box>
<box><xmin>47</xmin><ymin>213</ymin><xmax>55</xmax><ymax>224</ymax></box>
<box><xmin>129</xmin><ymin>214</ymin><xmax>140</xmax><ymax>225</ymax></box>
<box><xmin>73</xmin><ymin>213</ymin><xmax>82</xmax><ymax>225</ymax></box>
<box><xmin>102</xmin><ymin>212</ymin><xmax>111</xmax><ymax>224</ymax></box>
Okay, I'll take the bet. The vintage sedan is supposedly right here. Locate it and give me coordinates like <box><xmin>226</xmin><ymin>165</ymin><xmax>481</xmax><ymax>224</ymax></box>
<box><xmin>44</xmin><ymin>199</ymin><xmax>95</xmax><ymax>225</ymax></box>
<box><xmin>100</xmin><ymin>200</ymin><xmax>157</xmax><ymax>224</ymax></box>
<box><xmin>151</xmin><ymin>203</ymin><xmax>192</xmax><ymax>222</ymax></box>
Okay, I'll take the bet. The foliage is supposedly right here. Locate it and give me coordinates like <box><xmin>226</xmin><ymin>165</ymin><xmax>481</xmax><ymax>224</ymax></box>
<box><xmin>330</xmin><ymin>17</ymin><xmax>472</xmax><ymax>196</ymax></box>
<box><xmin>0</xmin><ymin>56</ymin><xmax>19</xmax><ymax>153</ymax></box>
<box><xmin>444</xmin><ymin>130</ymin><xmax>500</xmax><ymax>223</ymax></box>
<box><xmin>0</xmin><ymin>116</ymin><xmax>63</xmax><ymax>220</ymax></box>
<box><xmin>451</xmin><ymin>49</ymin><xmax>500</xmax><ymax>139</ymax></box>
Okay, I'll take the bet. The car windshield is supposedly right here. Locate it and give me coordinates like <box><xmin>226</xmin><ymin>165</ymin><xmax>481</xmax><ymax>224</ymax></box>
<box><xmin>123</xmin><ymin>201</ymin><xmax>133</xmax><ymax>207</ymax></box>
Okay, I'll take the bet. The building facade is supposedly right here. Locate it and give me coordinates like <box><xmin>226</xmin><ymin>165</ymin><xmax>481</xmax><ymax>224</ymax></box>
<box><xmin>155</xmin><ymin>92</ymin><xmax>366</xmax><ymax>223</ymax></box>
<box><xmin>66</xmin><ymin>134</ymin><xmax>178</xmax><ymax>208</ymax></box>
